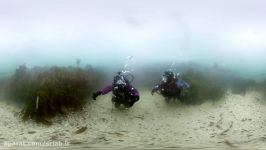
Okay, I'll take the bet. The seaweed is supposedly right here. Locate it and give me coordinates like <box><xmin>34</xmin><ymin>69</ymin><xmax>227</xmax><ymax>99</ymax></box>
<box><xmin>181</xmin><ymin>70</ymin><xmax>226</xmax><ymax>104</ymax></box>
<box><xmin>6</xmin><ymin>65</ymin><xmax>104</xmax><ymax>125</ymax></box>
<box><xmin>180</xmin><ymin>67</ymin><xmax>258</xmax><ymax>104</ymax></box>
<box><xmin>0</xmin><ymin>77</ymin><xmax>9</xmax><ymax>98</ymax></box>
<box><xmin>257</xmin><ymin>80</ymin><xmax>266</xmax><ymax>100</ymax></box>
<box><xmin>230</xmin><ymin>78</ymin><xmax>256</xmax><ymax>95</ymax></box>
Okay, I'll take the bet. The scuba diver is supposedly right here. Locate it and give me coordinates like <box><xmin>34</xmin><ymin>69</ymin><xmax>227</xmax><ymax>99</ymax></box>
<box><xmin>93</xmin><ymin>71</ymin><xmax>140</xmax><ymax>108</ymax></box>
<box><xmin>151</xmin><ymin>70</ymin><xmax>189</xmax><ymax>102</ymax></box>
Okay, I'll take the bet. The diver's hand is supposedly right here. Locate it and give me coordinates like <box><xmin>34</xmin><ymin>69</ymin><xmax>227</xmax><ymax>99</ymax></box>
<box><xmin>151</xmin><ymin>85</ymin><xmax>159</xmax><ymax>95</ymax></box>
<box><xmin>130</xmin><ymin>95</ymin><xmax>139</xmax><ymax>102</ymax></box>
<box><xmin>92</xmin><ymin>91</ymin><xmax>101</xmax><ymax>100</ymax></box>
<box><xmin>135</xmin><ymin>95</ymin><xmax>139</xmax><ymax>101</ymax></box>
<box><xmin>151</xmin><ymin>89</ymin><xmax>156</xmax><ymax>95</ymax></box>
<box><xmin>128</xmin><ymin>95</ymin><xmax>139</xmax><ymax>107</ymax></box>
<box><xmin>92</xmin><ymin>93</ymin><xmax>97</xmax><ymax>100</ymax></box>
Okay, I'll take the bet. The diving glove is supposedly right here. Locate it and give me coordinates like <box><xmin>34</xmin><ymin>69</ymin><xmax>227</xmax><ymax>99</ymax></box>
<box><xmin>151</xmin><ymin>89</ymin><xmax>156</xmax><ymax>95</ymax></box>
<box><xmin>92</xmin><ymin>91</ymin><xmax>102</xmax><ymax>100</ymax></box>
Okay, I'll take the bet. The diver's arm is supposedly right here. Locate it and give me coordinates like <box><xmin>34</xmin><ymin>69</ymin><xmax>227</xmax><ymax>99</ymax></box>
<box><xmin>175</xmin><ymin>79</ymin><xmax>190</xmax><ymax>89</ymax></box>
<box><xmin>127</xmin><ymin>85</ymin><xmax>139</xmax><ymax>107</ymax></box>
<box><xmin>100</xmin><ymin>85</ymin><xmax>113</xmax><ymax>94</ymax></box>
<box><xmin>93</xmin><ymin>85</ymin><xmax>112</xmax><ymax>100</ymax></box>
<box><xmin>128</xmin><ymin>85</ymin><xmax>140</xmax><ymax>100</ymax></box>
<box><xmin>129</xmin><ymin>85</ymin><xmax>139</xmax><ymax>96</ymax></box>
<box><xmin>151</xmin><ymin>84</ymin><xmax>160</xmax><ymax>95</ymax></box>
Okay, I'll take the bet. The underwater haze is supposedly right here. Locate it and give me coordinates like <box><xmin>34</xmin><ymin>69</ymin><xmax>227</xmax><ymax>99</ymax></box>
<box><xmin>1</xmin><ymin>0</ymin><xmax>266</xmax><ymax>79</ymax></box>
<box><xmin>1</xmin><ymin>1</ymin><xmax>266</xmax><ymax>149</ymax></box>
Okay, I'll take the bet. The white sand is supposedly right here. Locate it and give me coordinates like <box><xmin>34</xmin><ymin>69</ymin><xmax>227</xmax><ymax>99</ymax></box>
<box><xmin>0</xmin><ymin>90</ymin><xmax>266</xmax><ymax>149</ymax></box>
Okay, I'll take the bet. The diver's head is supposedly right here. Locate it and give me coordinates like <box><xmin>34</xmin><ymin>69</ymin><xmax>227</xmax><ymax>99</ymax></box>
<box><xmin>113</xmin><ymin>83</ymin><xmax>126</xmax><ymax>94</ymax></box>
<box><xmin>117</xmin><ymin>71</ymin><xmax>122</xmax><ymax>75</ymax></box>
<box><xmin>164</xmin><ymin>70</ymin><xmax>174</xmax><ymax>80</ymax></box>
<box><xmin>113</xmin><ymin>71</ymin><xmax>128</xmax><ymax>91</ymax></box>
<box><xmin>175</xmin><ymin>72</ymin><xmax>180</xmax><ymax>79</ymax></box>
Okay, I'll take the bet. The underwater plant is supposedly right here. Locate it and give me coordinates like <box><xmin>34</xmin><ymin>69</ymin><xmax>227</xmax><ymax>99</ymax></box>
<box><xmin>181</xmin><ymin>70</ymin><xmax>226</xmax><ymax>104</ymax></box>
<box><xmin>0</xmin><ymin>77</ymin><xmax>9</xmax><ymax>98</ymax></box>
<box><xmin>257</xmin><ymin>80</ymin><xmax>266</xmax><ymax>100</ymax></box>
<box><xmin>230</xmin><ymin>78</ymin><xmax>256</xmax><ymax>95</ymax></box>
<box><xmin>6</xmin><ymin>65</ymin><xmax>34</xmax><ymax>104</ymax></box>
<box><xmin>6</xmin><ymin>65</ymin><xmax>104</xmax><ymax>125</ymax></box>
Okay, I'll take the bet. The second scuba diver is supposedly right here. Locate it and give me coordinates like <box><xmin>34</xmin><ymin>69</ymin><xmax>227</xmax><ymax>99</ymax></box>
<box><xmin>151</xmin><ymin>70</ymin><xmax>189</xmax><ymax>102</ymax></box>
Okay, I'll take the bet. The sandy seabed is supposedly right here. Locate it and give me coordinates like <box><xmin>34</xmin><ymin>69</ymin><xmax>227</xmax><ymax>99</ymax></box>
<box><xmin>0</xmin><ymin>90</ymin><xmax>266</xmax><ymax>149</ymax></box>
